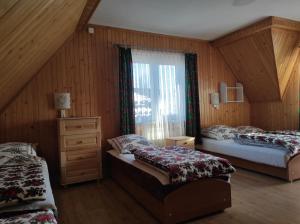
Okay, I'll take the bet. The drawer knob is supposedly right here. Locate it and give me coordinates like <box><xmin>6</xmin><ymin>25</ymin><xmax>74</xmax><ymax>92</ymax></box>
<box><xmin>76</xmin><ymin>125</ymin><xmax>83</xmax><ymax>129</ymax></box>
<box><xmin>77</xmin><ymin>141</ymin><xmax>83</xmax><ymax>144</ymax></box>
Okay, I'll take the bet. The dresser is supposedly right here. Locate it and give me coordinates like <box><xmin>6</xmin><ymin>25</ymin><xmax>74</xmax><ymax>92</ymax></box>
<box><xmin>58</xmin><ymin>117</ymin><xmax>102</xmax><ymax>186</ymax></box>
<box><xmin>165</xmin><ymin>136</ymin><xmax>195</xmax><ymax>149</ymax></box>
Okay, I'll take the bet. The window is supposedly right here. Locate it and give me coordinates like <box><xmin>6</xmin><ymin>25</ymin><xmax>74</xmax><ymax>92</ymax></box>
<box><xmin>132</xmin><ymin>49</ymin><xmax>186</xmax><ymax>144</ymax></box>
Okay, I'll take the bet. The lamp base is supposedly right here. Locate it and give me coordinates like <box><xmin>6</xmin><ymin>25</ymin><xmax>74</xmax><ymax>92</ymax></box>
<box><xmin>59</xmin><ymin>110</ymin><xmax>67</xmax><ymax>118</ymax></box>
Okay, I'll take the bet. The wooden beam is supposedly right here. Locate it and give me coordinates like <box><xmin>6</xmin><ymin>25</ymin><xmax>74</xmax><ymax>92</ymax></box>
<box><xmin>272</xmin><ymin>17</ymin><xmax>300</xmax><ymax>32</ymax></box>
<box><xmin>212</xmin><ymin>16</ymin><xmax>300</xmax><ymax>47</ymax></box>
<box><xmin>77</xmin><ymin>0</ymin><xmax>101</xmax><ymax>31</ymax></box>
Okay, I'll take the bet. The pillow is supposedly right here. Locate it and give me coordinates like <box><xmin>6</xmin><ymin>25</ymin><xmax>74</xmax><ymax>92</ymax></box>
<box><xmin>0</xmin><ymin>153</ymin><xmax>42</xmax><ymax>166</ymax></box>
<box><xmin>108</xmin><ymin>134</ymin><xmax>155</xmax><ymax>154</ymax></box>
<box><xmin>201</xmin><ymin>125</ymin><xmax>237</xmax><ymax>140</ymax></box>
<box><xmin>0</xmin><ymin>142</ymin><xmax>37</xmax><ymax>156</ymax></box>
<box><xmin>236</xmin><ymin>126</ymin><xmax>264</xmax><ymax>134</ymax></box>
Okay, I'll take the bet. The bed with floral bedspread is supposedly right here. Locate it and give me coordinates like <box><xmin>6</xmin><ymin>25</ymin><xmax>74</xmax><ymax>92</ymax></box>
<box><xmin>234</xmin><ymin>131</ymin><xmax>300</xmax><ymax>159</ymax></box>
<box><xmin>0</xmin><ymin>209</ymin><xmax>57</xmax><ymax>224</ymax></box>
<box><xmin>0</xmin><ymin>158</ymin><xmax>46</xmax><ymax>208</ymax></box>
<box><xmin>133</xmin><ymin>146</ymin><xmax>235</xmax><ymax>184</ymax></box>
<box><xmin>0</xmin><ymin>142</ymin><xmax>57</xmax><ymax>223</ymax></box>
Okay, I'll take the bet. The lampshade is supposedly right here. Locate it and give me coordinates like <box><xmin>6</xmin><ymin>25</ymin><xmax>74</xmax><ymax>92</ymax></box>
<box><xmin>54</xmin><ymin>93</ymin><xmax>71</xmax><ymax>109</ymax></box>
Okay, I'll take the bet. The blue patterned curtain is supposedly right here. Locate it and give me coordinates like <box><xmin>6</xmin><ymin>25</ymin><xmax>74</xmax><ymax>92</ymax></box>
<box><xmin>119</xmin><ymin>47</ymin><xmax>135</xmax><ymax>135</ymax></box>
<box><xmin>185</xmin><ymin>53</ymin><xmax>202</xmax><ymax>144</ymax></box>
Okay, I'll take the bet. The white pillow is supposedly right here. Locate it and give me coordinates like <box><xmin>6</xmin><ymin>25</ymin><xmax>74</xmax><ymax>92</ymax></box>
<box><xmin>0</xmin><ymin>142</ymin><xmax>37</xmax><ymax>156</ymax></box>
<box><xmin>108</xmin><ymin>134</ymin><xmax>155</xmax><ymax>154</ymax></box>
<box><xmin>236</xmin><ymin>126</ymin><xmax>264</xmax><ymax>134</ymax></box>
<box><xmin>201</xmin><ymin>125</ymin><xmax>237</xmax><ymax>140</ymax></box>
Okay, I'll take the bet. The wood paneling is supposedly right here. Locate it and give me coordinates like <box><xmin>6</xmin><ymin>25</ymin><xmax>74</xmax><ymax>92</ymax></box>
<box><xmin>218</xmin><ymin>29</ymin><xmax>280</xmax><ymax>102</ymax></box>
<box><xmin>0</xmin><ymin>0</ymin><xmax>19</xmax><ymax>17</ymax></box>
<box><xmin>272</xmin><ymin>28</ymin><xmax>300</xmax><ymax>97</ymax></box>
<box><xmin>77</xmin><ymin>0</ymin><xmax>101</xmax><ymax>31</ymax></box>
<box><xmin>213</xmin><ymin>17</ymin><xmax>300</xmax><ymax>47</ymax></box>
<box><xmin>0</xmin><ymin>26</ymin><xmax>250</xmax><ymax>175</ymax></box>
<box><xmin>250</xmin><ymin>56</ymin><xmax>300</xmax><ymax>130</ymax></box>
<box><xmin>0</xmin><ymin>0</ymin><xmax>87</xmax><ymax>111</ymax></box>
<box><xmin>212</xmin><ymin>17</ymin><xmax>274</xmax><ymax>48</ymax></box>
<box><xmin>200</xmin><ymin>45</ymin><xmax>250</xmax><ymax>127</ymax></box>
<box><xmin>213</xmin><ymin>16</ymin><xmax>300</xmax><ymax>102</ymax></box>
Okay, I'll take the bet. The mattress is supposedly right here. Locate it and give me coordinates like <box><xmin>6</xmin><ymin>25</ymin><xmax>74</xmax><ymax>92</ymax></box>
<box><xmin>107</xmin><ymin>149</ymin><xmax>170</xmax><ymax>185</ymax></box>
<box><xmin>0</xmin><ymin>159</ymin><xmax>57</xmax><ymax>215</ymax></box>
<box><xmin>201</xmin><ymin>138</ymin><xmax>288</xmax><ymax>168</ymax></box>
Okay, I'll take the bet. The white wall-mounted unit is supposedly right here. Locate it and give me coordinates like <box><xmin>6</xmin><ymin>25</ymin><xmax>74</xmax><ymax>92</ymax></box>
<box><xmin>210</xmin><ymin>92</ymin><xmax>220</xmax><ymax>109</ymax></box>
<box><xmin>220</xmin><ymin>82</ymin><xmax>244</xmax><ymax>103</ymax></box>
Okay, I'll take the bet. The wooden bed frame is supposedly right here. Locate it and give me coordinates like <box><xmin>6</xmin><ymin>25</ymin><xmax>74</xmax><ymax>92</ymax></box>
<box><xmin>108</xmin><ymin>153</ymin><xmax>232</xmax><ymax>224</ymax></box>
<box><xmin>197</xmin><ymin>146</ymin><xmax>300</xmax><ymax>182</ymax></box>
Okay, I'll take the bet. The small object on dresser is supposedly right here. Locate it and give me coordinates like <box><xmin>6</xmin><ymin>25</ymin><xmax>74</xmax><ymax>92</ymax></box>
<box><xmin>165</xmin><ymin>136</ymin><xmax>195</xmax><ymax>149</ymax></box>
<box><xmin>54</xmin><ymin>92</ymin><xmax>71</xmax><ymax>118</ymax></box>
<box><xmin>58</xmin><ymin>117</ymin><xmax>102</xmax><ymax>186</ymax></box>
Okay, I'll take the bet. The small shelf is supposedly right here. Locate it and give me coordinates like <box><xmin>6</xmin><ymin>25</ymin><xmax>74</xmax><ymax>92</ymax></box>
<box><xmin>220</xmin><ymin>82</ymin><xmax>244</xmax><ymax>103</ymax></box>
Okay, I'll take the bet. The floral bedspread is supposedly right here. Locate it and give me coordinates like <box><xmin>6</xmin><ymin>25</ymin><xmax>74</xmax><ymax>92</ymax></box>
<box><xmin>234</xmin><ymin>132</ymin><xmax>300</xmax><ymax>158</ymax></box>
<box><xmin>0</xmin><ymin>161</ymin><xmax>46</xmax><ymax>208</ymax></box>
<box><xmin>266</xmin><ymin>130</ymin><xmax>300</xmax><ymax>137</ymax></box>
<box><xmin>0</xmin><ymin>209</ymin><xmax>57</xmax><ymax>224</ymax></box>
<box><xmin>133</xmin><ymin>146</ymin><xmax>235</xmax><ymax>184</ymax></box>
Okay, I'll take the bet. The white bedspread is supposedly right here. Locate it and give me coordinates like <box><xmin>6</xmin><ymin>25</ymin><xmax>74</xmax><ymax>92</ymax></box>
<box><xmin>201</xmin><ymin>138</ymin><xmax>288</xmax><ymax>168</ymax></box>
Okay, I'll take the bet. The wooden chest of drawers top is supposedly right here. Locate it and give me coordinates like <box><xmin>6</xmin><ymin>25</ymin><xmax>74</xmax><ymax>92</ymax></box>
<box><xmin>58</xmin><ymin>117</ymin><xmax>100</xmax><ymax>135</ymax></box>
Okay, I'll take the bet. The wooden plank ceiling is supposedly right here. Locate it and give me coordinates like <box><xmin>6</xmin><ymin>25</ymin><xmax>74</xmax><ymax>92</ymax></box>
<box><xmin>0</xmin><ymin>0</ymin><xmax>89</xmax><ymax>111</ymax></box>
<box><xmin>213</xmin><ymin>17</ymin><xmax>300</xmax><ymax>102</ymax></box>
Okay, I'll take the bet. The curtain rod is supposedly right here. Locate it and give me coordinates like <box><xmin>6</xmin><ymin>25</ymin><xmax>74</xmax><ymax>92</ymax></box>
<box><xmin>113</xmin><ymin>44</ymin><xmax>197</xmax><ymax>54</ymax></box>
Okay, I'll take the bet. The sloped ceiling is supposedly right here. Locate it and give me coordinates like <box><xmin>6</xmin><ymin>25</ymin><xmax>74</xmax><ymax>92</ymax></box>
<box><xmin>0</xmin><ymin>0</ymin><xmax>88</xmax><ymax>111</ymax></box>
<box><xmin>213</xmin><ymin>17</ymin><xmax>300</xmax><ymax>102</ymax></box>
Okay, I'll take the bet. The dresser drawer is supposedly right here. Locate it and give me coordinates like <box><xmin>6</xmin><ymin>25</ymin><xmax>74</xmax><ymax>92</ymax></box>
<box><xmin>60</xmin><ymin>133</ymin><xmax>100</xmax><ymax>151</ymax></box>
<box><xmin>66</xmin><ymin>166</ymin><xmax>99</xmax><ymax>178</ymax></box>
<box><xmin>59</xmin><ymin>117</ymin><xmax>100</xmax><ymax>135</ymax></box>
<box><xmin>61</xmin><ymin>166</ymin><xmax>100</xmax><ymax>185</ymax></box>
<box><xmin>60</xmin><ymin>156</ymin><xmax>101</xmax><ymax>185</ymax></box>
<box><xmin>66</xmin><ymin>151</ymin><xmax>97</xmax><ymax>162</ymax></box>
<box><xmin>64</xmin><ymin>157</ymin><xmax>99</xmax><ymax>167</ymax></box>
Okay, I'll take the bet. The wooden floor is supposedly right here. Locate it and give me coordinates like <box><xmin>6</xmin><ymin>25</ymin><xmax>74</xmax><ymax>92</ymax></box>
<box><xmin>54</xmin><ymin>169</ymin><xmax>300</xmax><ymax>224</ymax></box>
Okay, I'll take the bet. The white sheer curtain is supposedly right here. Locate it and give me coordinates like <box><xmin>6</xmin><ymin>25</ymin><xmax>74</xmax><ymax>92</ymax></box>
<box><xmin>132</xmin><ymin>49</ymin><xmax>186</xmax><ymax>145</ymax></box>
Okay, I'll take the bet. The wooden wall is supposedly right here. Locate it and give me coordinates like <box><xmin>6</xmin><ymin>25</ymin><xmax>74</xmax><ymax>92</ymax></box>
<box><xmin>0</xmin><ymin>26</ymin><xmax>250</xmax><ymax>174</ymax></box>
<box><xmin>212</xmin><ymin>17</ymin><xmax>300</xmax><ymax>130</ymax></box>
<box><xmin>251</xmin><ymin>56</ymin><xmax>300</xmax><ymax>130</ymax></box>
<box><xmin>0</xmin><ymin>0</ymin><xmax>87</xmax><ymax>111</ymax></box>
<box><xmin>216</xmin><ymin>29</ymin><xmax>280</xmax><ymax>102</ymax></box>
<box><xmin>213</xmin><ymin>17</ymin><xmax>300</xmax><ymax>102</ymax></box>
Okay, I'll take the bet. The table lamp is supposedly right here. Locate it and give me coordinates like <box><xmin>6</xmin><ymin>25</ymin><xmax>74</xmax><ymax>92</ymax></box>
<box><xmin>54</xmin><ymin>93</ymin><xmax>71</xmax><ymax>118</ymax></box>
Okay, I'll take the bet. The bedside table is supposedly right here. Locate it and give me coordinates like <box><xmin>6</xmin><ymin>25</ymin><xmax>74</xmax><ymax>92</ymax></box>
<box><xmin>165</xmin><ymin>136</ymin><xmax>195</xmax><ymax>149</ymax></box>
